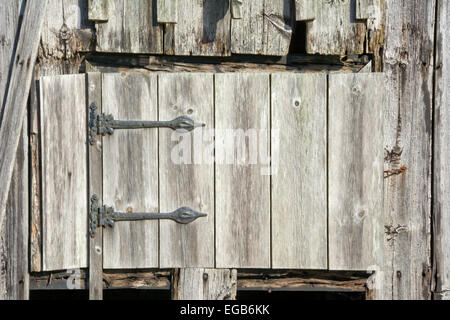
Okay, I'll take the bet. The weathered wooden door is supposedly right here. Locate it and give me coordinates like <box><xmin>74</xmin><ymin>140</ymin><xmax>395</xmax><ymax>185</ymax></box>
<box><xmin>37</xmin><ymin>71</ymin><xmax>384</xmax><ymax>272</ymax></box>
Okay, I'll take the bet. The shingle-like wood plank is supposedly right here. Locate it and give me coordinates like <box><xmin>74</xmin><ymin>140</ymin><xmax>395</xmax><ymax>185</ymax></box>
<box><xmin>171</xmin><ymin>1</ymin><xmax>231</xmax><ymax>56</ymax></box>
<box><xmin>88</xmin><ymin>0</ymin><xmax>109</xmax><ymax>22</ymax></box>
<box><xmin>159</xmin><ymin>73</ymin><xmax>214</xmax><ymax>268</ymax></box>
<box><xmin>102</xmin><ymin>73</ymin><xmax>159</xmax><ymax>269</ymax></box>
<box><xmin>328</xmin><ymin>73</ymin><xmax>384</xmax><ymax>271</ymax></box>
<box><xmin>0</xmin><ymin>0</ymin><xmax>48</xmax><ymax>234</ymax></box>
<box><xmin>231</xmin><ymin>0</ymin><xmax>292</xmax><ymax>56</ymax></box>
<box><xmin>295</xmin><ymin>0</ymin><xmax>381</xmax><ymax>55</ymax></box>
<box><xmin>433</xmin><ymin>0</ymin><xmax>450</xmax><ymax>300</ymax></box>
<box><xmin>271</xmin><ymin>73</ymin><xmax>327</xmax><ymax>269</ymax></box>
<box><xmin>173</xmin><ymin>269</ymin><xmax>237</xmax><ymax>300</ymax></box>
<box><xmin>215</xmin><ymin>73</ymin><xmax>271</xmax><ymax>268</ymax></box>
<box><xmin>40</xmin><ymin>74</ymin><xmax>87</xmax><ymax>271</ymax></box>
<box><xmin>95</xmin><ymin>0</ymin><xmax>163</xmax><ymax>54</ymax></box>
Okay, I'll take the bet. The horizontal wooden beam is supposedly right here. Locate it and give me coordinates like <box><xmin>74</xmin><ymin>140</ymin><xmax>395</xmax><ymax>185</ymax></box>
<box><xmin>30</xmin><ymin>270</ymin><xmax>369</xmax><ymax>293</ymax></box>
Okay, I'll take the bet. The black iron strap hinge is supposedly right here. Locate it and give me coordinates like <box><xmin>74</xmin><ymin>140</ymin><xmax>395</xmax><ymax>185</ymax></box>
<box><xmin>89</xmin><ymin>103</ymin><xmax>205</xmax><ymax>144</ymax></box>
<box><xmin>89</xmin><ymin>195</ymin><xmax>207</xmax><ymax>237</ymax></box>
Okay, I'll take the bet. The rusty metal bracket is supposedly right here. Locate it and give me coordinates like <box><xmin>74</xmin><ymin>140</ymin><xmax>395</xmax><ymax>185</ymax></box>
<box><xmin>89</xmin><ymin>194</ymin><xmax>206</xmax><ymax>237</ymax></box>
<box><xmin>88</xmin><ymin>103</ymin><xmax>205</xmax><ymax>145</ymax></box>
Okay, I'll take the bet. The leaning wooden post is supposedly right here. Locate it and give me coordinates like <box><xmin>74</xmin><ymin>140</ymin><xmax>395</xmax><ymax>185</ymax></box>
<box><xmin>0</xmin><ymin>0</ymin><xmax>48</xmax><ymax>232</ymax></box>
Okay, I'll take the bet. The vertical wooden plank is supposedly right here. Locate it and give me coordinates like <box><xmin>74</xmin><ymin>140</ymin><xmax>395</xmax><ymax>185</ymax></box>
<box><xmin>40</xmin><ymin>74</ymin><xmax>87</xmax><ymax>271</ymax></box>
<box><xmin>380</xmin><ymin>0</ymin><xmax>435</xmax><ymax>300</ymax></box>
<box><xmin>328</xmin><ymin>73</ymin><xmax>384</xmax><ymax>271</ymax></box>
<box><xmin>95</xmin><ymin>0</ymin><xmax>163</xmax><ymax>54</ymax></box>
<box><xmin>231</xmin><ymin>0</ymin><xmax>292</xmax><ymax>56</ymax></box>
<box><xmin>173</xmin><ymin>1</ymin><xmax>231</xmax><ymax>56</ymax></box>
<box><xmin>433</xmin><ymin>0</ymin><xmax>450</xmax><ymax>300</ymax></box>
<box><xmin>0</xmin><ymin>121</ymin><xmax>29</xmax><ymax>300</ymax></box>
<box><xmin>87</xmin><ymin>73</ymin><xmax>103</xmax><ymax>299</ymax></box>
<box><xmin>173</xmin><ymin>268</ymin><xmax>237</xmax><ymax>300</ymax></box>
<box><xmin>88</xmin><ymin>0</ymin><xmax>109</xmax><ymax>22</ymax></box>
<box><xmin>215</xmin><ymin>73</ymin><xmax>271</xmax><ymax>268</ymax></box>
<box><xmin>157</xmin><ymin>0</ymin><xmax>177</xmax><ymax>24</ymax></box>
<box><xmin>271</xmin><ymin>73</ymin><xmax>327</xmax><ymax>269</ymax></box>
<box><xmin>102</xmin><ymin>73</ymin><xmax>158</xmax><ymax>269</ymax></box>
<box><xmin>159</xmin><ymin>73</ymin><xmax>214</xmax><ymax>268</ymax></box>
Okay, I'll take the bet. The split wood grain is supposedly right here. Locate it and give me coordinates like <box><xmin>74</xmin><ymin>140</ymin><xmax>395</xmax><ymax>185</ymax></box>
<box><xmin>159</xmin><ymin>73</ymin><xmax>214</xmax><ymax>268</ymax></box>
<box><xmin>271</xmin><ymin>73</ymin><xmax>327</xmax><ymax>269</ymax></box>
<box><xmin>40</xmin><ymin>74</ymin><xmax>87</xmax><ymax>271</ymax></box>
<box><xmin>102</xmin><ymin>72</ymin><xmax>159</xmax><ymax>269</ymax></box>
<box><xmin>231</xmin><ymin>0</ymin><xmax>292</xmax><ymax>56</ymax></box>
<box><xmin>157</xmin><ymin>0</ymin><xmax>177</xmax><ymax>24</ymax></box>
<box><xmin>328</xmin><ymin>73</ymin><xmax>384</xmax><ymax>271</ymax></box>
<box><xmin>215</xmin><ymin>73</ymin><xmax>271</xmax><ymax>268</ymax></box>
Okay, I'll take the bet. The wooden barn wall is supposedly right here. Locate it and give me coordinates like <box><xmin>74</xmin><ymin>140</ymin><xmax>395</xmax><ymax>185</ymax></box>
<box><xmin>0</xmin><ymin>0</ymin><xmax>448</xmax><ymax>300</ymax></box>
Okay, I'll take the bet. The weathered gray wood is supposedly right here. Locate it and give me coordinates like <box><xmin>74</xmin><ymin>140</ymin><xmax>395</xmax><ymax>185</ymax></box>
<box><xmin>173</xmin><ymin>269</ymin><xmax>237</xmax><ymax>300</ymax></box>
<box><xmin>378</xmin><ymin>0</ymin><xmax>435</xmax><ymax>300</ymax></box>
<box><xmin>433</xmin><ymin>0</ymin><xmax>450</xmax><ymax>300</ymax></box>
<box><xmin>231</xmin><ymin>0</ymin><xmax>243</xmax><ymax>19</ymax></box>
<box><xmin>271</xmin><ymin>73</ymin><xmax>327</xmax><ymax>269</ymax></box>
<box><xmin>157</xmin><ymin>0</ymin><xmax>177</xmax><ymax>24</ymax></box>
<box><xmin>102</xmin><ymin>73</ymin><xmax>159</xmax><ymax>269</ymax></box>
<box><xmin>87</xmin><ymin>73</ymin><xmax>103</xmax><ymax>299</ymax></box>
<box><xmin>171</xmin><ymin>1</ymin><xmax>231</xmax><ymax>56</ymax></box>
<box><xmin>0</xmin><ymin>121</ymin><xmax>28</xmax><ymax>300</ymax></box>
<box><xmin>95</xmin><ymin>0</ymin><xmax>163</xmax><ymax>54</ymax></box>
<box><xmin>215</xmin><ymin>73</ymin><xmax>271</xmax><ymax>268</ymax></box>
<box><xmin>231</xmin><ymin>0</ymin><xmax>292</xmax><ymax>56</ymax></box>
<box><xmin>328</xmin><ymin>73</ymin><xmax>384</xmax><ymax>271</ymax></box>
<box><xmin>0</xmin><ymin>0</ymin><xmax>48</xmax><ymax>235</ymax></box>
<box><xmin>88</xmin><ymin>0</ymin><xmax>109</xmax><ymax>22</ymax></box>
<box><xmin>159</xmin><ymin>73</ymin><xmax>214</xmax><ymax>268</ymax></box>
<box><xmin>40</xmin><ymin>74</ymin><xmax>87</xmax><ymax>271</ymax></box>
<box><xmin>295</xmin><ymin>0</ymin><xmax>382</xmax><ymax>55</ymax></box>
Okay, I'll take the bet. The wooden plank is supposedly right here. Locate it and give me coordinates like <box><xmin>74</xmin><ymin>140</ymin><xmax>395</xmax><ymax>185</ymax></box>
<box><xmin>87</xmin><ymin>73</ymin><xmax>103</xmax><ymax>300</ymax></box>
<box><xmin>271</xmin><ymin>73</ymin><xmax>327</xmax><ymax>269</ymax></box>
<box><xmin>95</xmin><ymin>0</ymin><xmax>163</xmax><ymax>54</ymax></box>
<box><xmin>295</xmin><ymin>0</ymin><xmax>371</xmax><ymax>55</ymax></box>
<box><xmin>173</xmin><ymin>269</ymin><xmax>237</xmax><ymax>300</ymax></box>
<box><xmin>171</xmin><ymin>1</ymin><xmax>231</xmax><ymax>56</ymax></box>
<box><xmin>231</xmin><ymin>0</ymin><xmax>243</xmax><ymax>19</ymax></box>
<box><xmin>0</xmin><ymin>121</ymin><xmax>28</xmax><ymax>300</ymax></box>
<box><xmin>231</xmin><ymin>0</ymin><xmax>292</xmax><ymax>56</ymax></box>
<box><xmin>157</xmin><ymin>0</ymin><xmax>177</xmax><ymax>24</ymax></box>
<box><xmin>328</xmin><ymin>73</ymin><xmax>384</xmax><ymax>271</ymax></box>
<box><xmin>215</xmin><ymin>73</ymin><xmax>271</xmax><ymax>268</ymax></box>
<box><xmin>356</xmin><ymin>0</ymin><xmax>381</xmax><ymax>19</ymax></box>
<box><xmin>88</xmin><ymin>0</ymin><xmax>109</xmax><ymax>22</ymax></box>
<box><xmin>0</xmin><ymin>0</ymin><xmax>48</xmax><ymax>234</ymax></box>
<box><xmin>102</xmin><ymin>72</ymin><xmax>158</xmax><ymax>269</ymax></box>
<box><xmin>379</xmin><ymin>0</ymin><xmax>435</xmax><ymax>300</ymax></box>
<box><xmin>40</xmin><ymin>74</ymin><xmax>87</xmax><ymax>271</ymax></box>
<box><xmin>433</xmin><ymin>0</ymin><xmax>450</xmax><ymax>300</ymax></box>
<box><xmin>159</xmin><ymin>73</ymin><xmax>214</xmax><ymax>268</ymax></box>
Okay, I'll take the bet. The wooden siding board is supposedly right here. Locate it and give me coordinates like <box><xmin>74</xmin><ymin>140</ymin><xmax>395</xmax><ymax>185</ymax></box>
<box><xmin>159</xmin><ymin>73</ymin><xmax>214</xmax><ymax>268</ymax></box>
<box><xmin>328</xmin><ymin>73</ymin><xmax>384</xmax><ymax>271</ymax></box>
<box><xmin>102</xmin><ymin>72</ymin><xmax>159</xmax><ymax>269</ymax></box>
<box><xmin>95</xmin><ymin>0</ymin><xmax>163</xmax><ymax>54</ymax></box>
<box><xmin>171</xmin><ymin>1</ymin><xmax>231</xmax><ymax>56</ymax></box>
<box><xmin>40</xmin><ymin>74</ymin><xmax>87</xmax><ymax>271</ymax></box>
<box><xmin>271</xmin><ymin>73</ymin><xmax>327</xmax><ymax>269</ymax></box>
<box><xmin>231</xmin><ymin>0</ymin><xmax>292</xmax><ymax>56</ymax></box>
<box><xmin>215</xmin><ymin>73</ymin><xmax>271</xmax><ymax>268</ymax></box>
